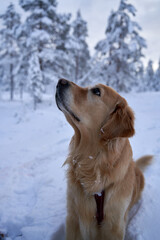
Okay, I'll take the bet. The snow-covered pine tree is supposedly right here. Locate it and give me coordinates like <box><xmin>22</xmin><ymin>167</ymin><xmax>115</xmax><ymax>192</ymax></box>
<box><xmin>16</xmin><ymin>23</ymin><xmax>30</xmax><ymax>100</ymax></box>
<box><xmin>69</xmin><ymin>10</ymin><xmax>90</xmax><ymax>83</ymax></box>
<box><xmin>94</xmin><ymin>0</ymin><xmax>146</xmax><ymax>92</ymax></box>
<box><xmin>19</xmin><ymin>0</ymin><xmax>58</xmax><ymax>88</ymax></box>
<box><xmin>44</xmin><ymin>12</ymin><xmax>73</xmax><ymax>84</ymax></box>
<box><xmin>0</xmin><ymin>65</ymin><xmax>4</xmax><ymax>99</ymax></box>
<box><xmin>19</xmin><ymin>0</ymin><xmax>74</xmax><ymax>92</ymax></box>
<box><xmin>155</xmin><ymin>59</ymin><xmax>160</xmax><ymax>91</ymax></box>
<box><xmin>55</xmin><ymin>13</ymin><xmax>71</xmax><ymax>51</ymax></box>
<box><xmin>28</xmin><ymin>51</ymin><xmax>44</xmax><ymax>110</ymax></box>
<box><xmin>136</xmin><ymin>63</ymin><xmax>145</xmax><ymax>92</ymax></box>
<box><xmin>144</xmin><ymin>60</ymin><xmax>156</xmax><ymax>91</ymax></box>
<box><xmin>0</xmin><ymin>3</ymin><xmax>21</xmax><ymax>100</ymax></box>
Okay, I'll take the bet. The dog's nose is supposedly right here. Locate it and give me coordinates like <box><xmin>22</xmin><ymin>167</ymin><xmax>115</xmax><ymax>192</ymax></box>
<box><xmin>57</xmin><ymin>79</ymin><xmax>70</xmax><ymax>89</ymax></box>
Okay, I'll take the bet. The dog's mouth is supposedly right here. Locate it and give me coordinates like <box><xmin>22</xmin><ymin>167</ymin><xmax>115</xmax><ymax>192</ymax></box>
<box><xmin>56</xmin><ymin>91</ymin><xmax>80</xmax><ymax>122</ymax></box>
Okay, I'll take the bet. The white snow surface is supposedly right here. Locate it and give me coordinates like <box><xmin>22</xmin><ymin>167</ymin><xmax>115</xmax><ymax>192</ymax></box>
<box><xmin>0</xmin><ymin>91</ymin><xmax>160</xmax><ymax>240</ymax></box>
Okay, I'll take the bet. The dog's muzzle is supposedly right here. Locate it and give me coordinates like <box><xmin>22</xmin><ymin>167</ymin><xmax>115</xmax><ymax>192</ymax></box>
<box><xmin>55</xmin><ymin>78</ymin><xmax>70</xmax><ymax>111</ymax></box>
<box><xmin>55</xmin><ymin>79</ymin><xmax>80</xmax><ymax>122</ymax></box>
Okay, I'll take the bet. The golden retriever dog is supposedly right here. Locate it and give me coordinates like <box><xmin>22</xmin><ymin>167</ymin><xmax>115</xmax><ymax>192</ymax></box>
<box><xmin>55</xmin><ymin>79</ymin><xmax>152</xmax><ymax>240</ymax></box>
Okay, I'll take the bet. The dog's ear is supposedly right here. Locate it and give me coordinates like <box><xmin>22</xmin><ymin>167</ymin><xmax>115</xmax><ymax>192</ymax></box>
<box><xmin>100</xmin><ymin>100</ymin><xmax>135</xmax><ymax>142</ymax></box>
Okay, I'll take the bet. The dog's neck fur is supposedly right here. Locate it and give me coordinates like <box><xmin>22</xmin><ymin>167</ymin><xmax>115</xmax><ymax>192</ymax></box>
<box><xmin>65</xmin><ymin>127</ymin><xmax>132</xmax><ymax>195</ymax></box>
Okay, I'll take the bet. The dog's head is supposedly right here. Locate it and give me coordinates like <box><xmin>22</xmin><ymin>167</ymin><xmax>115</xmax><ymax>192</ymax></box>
<box><xmin>56</xmin><ymin>79</ymin><xmax>135</xmax><ymax>143</ymax></box>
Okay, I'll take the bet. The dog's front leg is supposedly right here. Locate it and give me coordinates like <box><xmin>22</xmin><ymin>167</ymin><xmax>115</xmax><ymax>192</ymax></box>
<box><xmin>105</xmin><ymin>223</ymin><xmax>125</xmax><ymax>240</ymax></box>
<box><xmin>66</xmin><ymin>215</ymin><xmax>83</xmax><ymax>240</ymax></box>
<box><xmin>100</xmin><ymin>219</ymin><xmax>126</xmax><ymax>240</ymax></box>
<box><xmin>66</xmin><ymin>184</ymin><xmax>83</xmax><ymax>240</ymax></box>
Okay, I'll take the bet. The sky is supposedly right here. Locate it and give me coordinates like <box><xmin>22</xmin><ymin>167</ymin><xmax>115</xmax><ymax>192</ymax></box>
<box><xmin>0</xmin><ymin>0</ymin><xmax>160</xmax><ymax>69</ymax></box>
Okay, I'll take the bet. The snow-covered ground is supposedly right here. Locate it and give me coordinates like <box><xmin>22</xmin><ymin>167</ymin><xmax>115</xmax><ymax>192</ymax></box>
<box><xmin>0</xmin><ymin>91</ymin><xmax>160</xmax><ymax>240</ymax></box>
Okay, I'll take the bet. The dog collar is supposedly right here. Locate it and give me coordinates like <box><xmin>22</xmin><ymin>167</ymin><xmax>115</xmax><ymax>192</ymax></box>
<box><xmin>94</xmin><ymin>190</ymin><xmax>105</xmax><ymax>225</ymax></box>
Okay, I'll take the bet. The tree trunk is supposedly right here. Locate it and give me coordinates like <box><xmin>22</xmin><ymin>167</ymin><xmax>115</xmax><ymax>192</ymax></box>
<box><xmin>10</xmin><ymin>63</ymin><xmax>14</xmax><ymax>101</ymax></box>
<box><xmin>38</xmin><ymin>9</ymin><xmax>45</xmax><ymax>91</ymax></box>
<box><xmin>33</xmin><ymin>96</ymin><xmax>37</xmax><ymax>111</ymax></box>
<box><xmin>75</xmin><ymin>55</ymin><xmax>79</xmax><ymax>82</ymax></box>
<box><xmin>20</xmin><ymin>84</ymin><xmax>23</xmax><ymax>100</ymax></box>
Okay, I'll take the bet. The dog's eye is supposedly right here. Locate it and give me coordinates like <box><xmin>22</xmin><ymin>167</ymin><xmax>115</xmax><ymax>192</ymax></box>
<box><xmin>91</xmin><ymin>88</ymin><xmax>101</xmax><ymax>97</ymax></box>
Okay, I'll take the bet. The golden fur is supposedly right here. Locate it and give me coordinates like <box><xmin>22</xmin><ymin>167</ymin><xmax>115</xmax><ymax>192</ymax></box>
<box><xmin>56</xmin><ymin>79</ymin><xmax>152</xmax><ymax>240</ymax></box>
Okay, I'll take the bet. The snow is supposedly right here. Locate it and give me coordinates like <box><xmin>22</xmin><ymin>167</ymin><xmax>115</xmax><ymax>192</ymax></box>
<box><xmin>0</xmin><ymin>95</ymin><xmax>73</xmax><ymax>239</ymax></box>
<box><xmin>0</xmin><ymin>91</ymin><xmax>160</xmax><ymax>239</ymax></box>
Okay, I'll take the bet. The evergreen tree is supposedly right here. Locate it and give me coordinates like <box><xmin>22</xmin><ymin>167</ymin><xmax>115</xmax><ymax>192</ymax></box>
<box><xmin>16</xmin><ymin>24</ymin><xmax>29</xmax><ymax>100</ymax></box>
<box><xmin>19</xmin><ymin>0</ymin><xmax>58</xmax><ymax>87</ymax></box>
<box><xmin>28</xmin><ymin>51</ymin><xmax>44</xmax><ymax>110</ymax></box>
<box><xmin>137</xmin><ymin>64</ymin><xmax>145</xmax><ymax>92</ymax></box>
<box><xmin>19</xmin><ymin>0</ymin><xmax>73</xmax><ymax>91</ymax></box>
<box><xmin>55</xmin><ymin>13</ymin><xmax>71</xmax><ymax>51</ymax></box>
<box><xmin>94</xmin><ymin>0</ymin><xmax>146</xmax><ymax>92</ymax></box>
<box><xmin>0</xmin><ymin>3</ymin><xmax>21</xmax><ymax>100</ymax></box>
<box><xmin>45</xmin><ymin>12</ymin><xmax>72</xmax><ymax>84</ymax></box>
<box><xmin>70</xmin><ymin>10</ymin><xmax>90</xmax><ymax>82</ymax></box>
<box><xmin>155</xmin><ymin>59</ymin><xmax>160</xmax><ymax>91</ymax></box>
<box><xmin>144</xmin><ymin>60</ymin><xmax>156</xmax><ymax>91</ymax></box>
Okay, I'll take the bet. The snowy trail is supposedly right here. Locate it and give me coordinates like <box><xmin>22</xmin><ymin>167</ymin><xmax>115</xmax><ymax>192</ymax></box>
<box><xmin>0</xmin><ymin>92</ymin><xmax>160</xmax><ymax>240</ymax></box>
<box><xmin>0</xmin><ymin>99</ymin><xmax>72</xmax><ymax>240</ymax></box>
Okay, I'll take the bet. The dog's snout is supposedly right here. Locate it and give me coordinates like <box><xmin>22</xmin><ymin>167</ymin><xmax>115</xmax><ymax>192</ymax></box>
<box><xmin>56</xmin><ymin>79</ymin><xmax>70</xmax><ymax>111</ymax></box>
<box><xmin>57</xmin><ymin>79</ymin><xmax>70</xmax><ymax>89</ymax></box>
